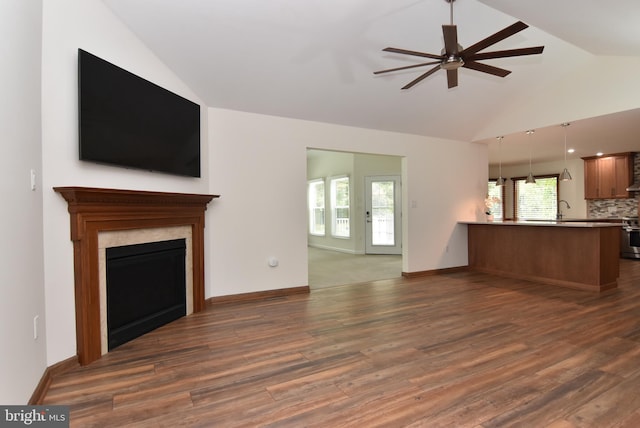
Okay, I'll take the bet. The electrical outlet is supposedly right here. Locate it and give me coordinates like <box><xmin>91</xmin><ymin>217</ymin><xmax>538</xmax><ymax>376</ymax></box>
<box><xmin>33</xmin><ymin>315</ymin><xmax>39</xmax><ymax>340</ymax></box>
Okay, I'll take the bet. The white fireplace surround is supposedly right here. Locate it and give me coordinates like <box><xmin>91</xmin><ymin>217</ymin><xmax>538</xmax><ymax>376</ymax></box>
<box><xmin>98</xmin><ymin>225</ymin><xmax>194</xmax><ymax>355</ymax></box>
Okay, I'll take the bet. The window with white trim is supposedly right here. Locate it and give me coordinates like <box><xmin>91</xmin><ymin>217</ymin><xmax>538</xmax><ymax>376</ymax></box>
<box><xmin>308</xmin><ymin>179</ymin><xmax>325</xmax><ymax>236</ymax></box>
<box><xmin>330</xmin><ymin>176</ymin><xmax>350</xmax><ymax>238</ymax></box>
<box><xmin>514</xmin><ymin>175</ymin><xmax>559</xmax><ymax>220</ymax></box>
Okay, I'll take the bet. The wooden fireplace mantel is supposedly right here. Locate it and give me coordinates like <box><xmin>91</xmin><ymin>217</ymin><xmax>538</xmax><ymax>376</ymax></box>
<box><xmin>54</xmin><ymin>186</ymin><xmax>219</xmax><ymax>365</ymax></box>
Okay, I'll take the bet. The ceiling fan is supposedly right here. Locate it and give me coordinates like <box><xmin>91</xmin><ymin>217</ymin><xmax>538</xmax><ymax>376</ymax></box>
<box><xmin>374</xmin><ymin>0</ymin><xmax>544</xmax><ymax>89</ymax></box>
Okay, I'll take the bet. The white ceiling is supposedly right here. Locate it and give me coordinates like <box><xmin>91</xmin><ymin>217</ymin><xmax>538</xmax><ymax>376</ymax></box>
<box><xmin>102</xmin><ymin>0</ymin><xmax>640</xmax><ymax>166</ymax></box>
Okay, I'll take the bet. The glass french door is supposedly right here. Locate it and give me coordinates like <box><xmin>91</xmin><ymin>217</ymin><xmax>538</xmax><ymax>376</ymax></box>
<box><xmin>365</xmin><ymin>176</ymin><xmax>402</xmax><ymax>255</ymax></box>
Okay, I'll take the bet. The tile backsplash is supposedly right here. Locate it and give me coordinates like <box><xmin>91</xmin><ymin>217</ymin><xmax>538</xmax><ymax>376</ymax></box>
<box><xmin>587</xmin><ymin>153</ymin><xmax>640</xmax><ymax>218</ymax></box>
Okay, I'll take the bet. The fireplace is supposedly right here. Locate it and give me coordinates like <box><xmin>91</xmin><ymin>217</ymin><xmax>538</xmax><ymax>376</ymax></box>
<box><xmin>106</xmin><ymin>238</ymin><xmax>187</xmax><ymax>350</ymax></box>
<box><xmin>55</xmin><ymin>187</ymin><xmax>218</xmax><ymax>365</ymax></box>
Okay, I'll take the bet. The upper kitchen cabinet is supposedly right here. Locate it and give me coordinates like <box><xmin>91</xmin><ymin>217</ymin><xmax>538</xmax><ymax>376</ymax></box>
<box><xmin>582</xmin><ymin>152</ymin><xmax>634</xmax><ymax>199</ymax></box>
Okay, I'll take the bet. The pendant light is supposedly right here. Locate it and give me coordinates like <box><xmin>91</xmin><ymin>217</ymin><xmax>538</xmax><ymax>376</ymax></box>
<box><xmin>525</xmin><ymin>129</ymin><xmax>536</xmax><ymax>184</ymax></box>
<box><xmin>496</xmin><ymin>136</ymin><xmax>506</xmax><ymax>186</ymax></box>
<box><xmin>560</xmin><ymin>122</ymin><xmax>572</xmax><ymax>181</ymax></box>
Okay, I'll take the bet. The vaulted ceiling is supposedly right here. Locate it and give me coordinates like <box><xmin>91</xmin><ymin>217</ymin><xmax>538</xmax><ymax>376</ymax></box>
<box><xmin>102</xmin><ymin>0</ymin><xmax>640</xmax><ymax>166</ymax></box>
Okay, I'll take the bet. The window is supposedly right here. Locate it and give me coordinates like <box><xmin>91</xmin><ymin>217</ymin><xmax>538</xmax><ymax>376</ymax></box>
<box><xmin>513</xmin><ymin>175</ymin><xmax>559</xmax><ymax>220</ymax></box>
<box><xmin>487</xmin><ymin>180</ymin><xmax>504</xmax><ymax>220</ymax></box>
<box><xmin>330</xmin><ymin>176</ymin><xmax>350</xmax><ymax>238</ymax></box>
<box><xmin>308</xmin><ymin>179</ymin><xmax>325</xmax><ymax>235</ymax></box>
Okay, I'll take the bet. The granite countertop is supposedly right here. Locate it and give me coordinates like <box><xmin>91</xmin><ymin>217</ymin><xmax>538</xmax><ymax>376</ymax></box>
<box><xmin>460</xmin><ymin>220</ymin><xmax>622</xmax><ymax>228</ymax></box>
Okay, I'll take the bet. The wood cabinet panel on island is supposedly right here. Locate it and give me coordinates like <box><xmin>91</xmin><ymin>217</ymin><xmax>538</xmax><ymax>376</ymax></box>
<box><xmin>583</xmin><ymin>152</ymin><xmax>634</xmax><ymax>199</ymax></box>
<box><xmin>462</xmin><ymin>221</ymin><xmax>620</xmax><ymax>292</ymax></box>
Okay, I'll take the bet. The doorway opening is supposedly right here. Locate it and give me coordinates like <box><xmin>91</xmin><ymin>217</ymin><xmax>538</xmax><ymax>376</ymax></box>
<box><xmin>306</xmin><ymin>149</ymin><xmax>403</xmax><ymax>288</ymax></box>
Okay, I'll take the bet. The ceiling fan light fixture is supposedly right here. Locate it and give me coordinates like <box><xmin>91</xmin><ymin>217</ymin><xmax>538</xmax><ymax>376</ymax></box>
<box><xmin>441</xmin><ymin>56</ymin><xmax>464</xmax><ymax>70</ymax></box>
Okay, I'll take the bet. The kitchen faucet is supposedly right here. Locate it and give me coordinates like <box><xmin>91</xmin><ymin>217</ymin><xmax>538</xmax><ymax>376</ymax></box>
<box><xmin>557</xmin><ymin>199</ymin><xmax>571</xmax><ymax>220</ymax></box>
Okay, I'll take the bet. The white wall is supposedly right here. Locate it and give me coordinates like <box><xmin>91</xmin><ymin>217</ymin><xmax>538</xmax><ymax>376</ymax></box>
<box><xmin>207</xmin><ymin>108</ymin><xmax>487</xmax><ymax>296</ymax></box>
<box><xmin>40</xmin><ymin>0</ymin><xmax>209</xmax><ymax>365</ymax></box>
<box><xmin>0</xmin><ymin>0</ymin><xmax>47</xmax><ymax>404</ymax></box>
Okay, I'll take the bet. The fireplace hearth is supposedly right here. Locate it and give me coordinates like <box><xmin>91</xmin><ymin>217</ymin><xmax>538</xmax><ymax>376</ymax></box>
<box><xmin>55</xmin><ymin>187</ymin><xmax>218</xmax><ymax>365</ymax></box>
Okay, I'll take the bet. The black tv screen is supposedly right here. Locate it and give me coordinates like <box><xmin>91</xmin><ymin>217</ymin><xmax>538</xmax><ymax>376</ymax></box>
<box><xmin>78</xmin><ymin>49</ymin><xmax>201</xmax><ymax>177</ymax></box>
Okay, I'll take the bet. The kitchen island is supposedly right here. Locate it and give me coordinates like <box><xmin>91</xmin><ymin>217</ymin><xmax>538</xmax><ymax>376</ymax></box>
<box><xmin>461</xmin><ymin>220</ymin><xmax>621</xmax><ymax>292</ymax></box>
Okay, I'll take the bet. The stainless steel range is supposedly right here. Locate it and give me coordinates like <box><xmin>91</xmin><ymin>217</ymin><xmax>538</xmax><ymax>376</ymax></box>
<box><xmin>621</xmin><ymin>216</ymin><xmax>640</xmax><ymax>259</ymax></box>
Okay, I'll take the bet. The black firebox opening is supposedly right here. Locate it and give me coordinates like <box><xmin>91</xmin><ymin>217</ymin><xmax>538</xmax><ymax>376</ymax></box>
<box><xmin>106</xmin><ymin>238</ymin><xmax>186</xmax><ymax>350</ymax></box>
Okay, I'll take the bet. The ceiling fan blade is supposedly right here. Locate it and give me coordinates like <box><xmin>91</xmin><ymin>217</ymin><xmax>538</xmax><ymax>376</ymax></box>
<box><xmin>382</xmin><ymin>47</ymin><xmax>443</xmax><ymax>60</ymax></box>
<box><xmin>466</xmin><ymin>46</ymin><xmax>544</xmax><ymax>61</ymax></box>
<box><xmin>401</xmin><ymin>65</ymin><xmax>441</xmax><ymax>89</ymax></box>
<box><xmin>461</xmin><ymin>21</ymin><xmax>529</xmax><ymax>56</ymax></box>
<box><xmin>373</xmin><ymin>61</ymin><xmax>442</xmax><ymax>75</ymax></box>
<box><xmin>442</xmin><ymin>25</ymin><xmax>459</xmax><ymax>55</ymax></box>
<box><xmin>463</xmin><ymin>61</ymin><xmax>511</xmax><ymax>77</ymax></box>
<box><xmin>447</xmin><ymin>69</ymin><xmax>458</xmax><ymax>88</ymax></box>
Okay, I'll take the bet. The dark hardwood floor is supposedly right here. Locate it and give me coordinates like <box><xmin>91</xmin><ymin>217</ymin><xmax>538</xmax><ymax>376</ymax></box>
<box><xmin>44</xmin><ymin>260</ymin><xmax>640</xmax><ymax>427</ymax></box>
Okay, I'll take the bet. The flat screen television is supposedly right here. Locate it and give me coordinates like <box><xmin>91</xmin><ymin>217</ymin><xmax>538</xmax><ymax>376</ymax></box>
<box><xmin>78</xmin><ymin>49</ymin><xmax>201</xmax><ymax>177</ymax></box>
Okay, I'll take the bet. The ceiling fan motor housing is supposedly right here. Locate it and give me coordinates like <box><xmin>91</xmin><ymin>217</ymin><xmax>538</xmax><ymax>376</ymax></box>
<box><xmin>440</xmin><ymin>44</ymin><xmax>464</xmax><ymax>70</ymax></box>
<box><xmin>441</xmin><ymin>56</ymin><xmax>464</xmax><ymax>70</ymax></box>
